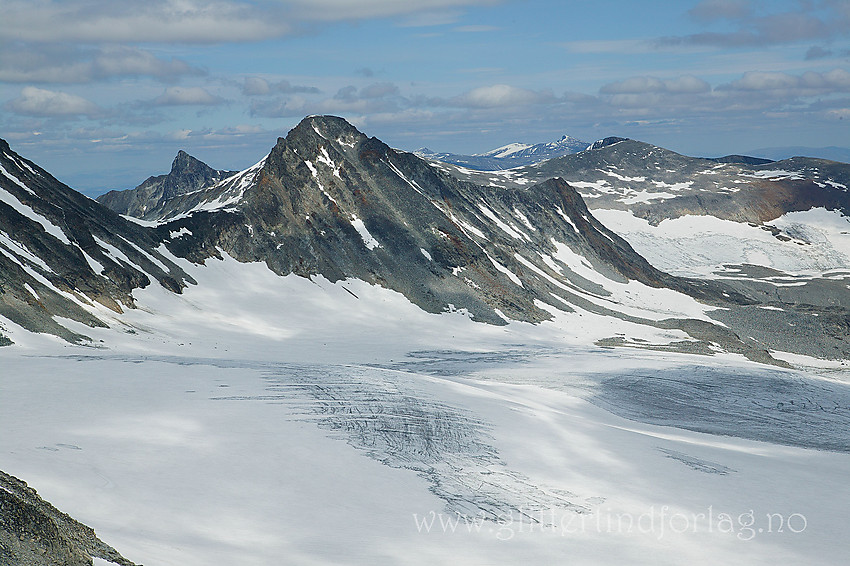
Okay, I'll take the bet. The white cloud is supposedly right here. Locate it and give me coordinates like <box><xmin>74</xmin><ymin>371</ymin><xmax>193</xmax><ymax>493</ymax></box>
<box><xmin>151</xmin><ymin>87</ymin><xmax>225</xmax><ymax>106</ymax></box>
<box><xmin>5</xmin><ymin>86</ymin><xmax>101</xmax><ymax>117</ymax></box>
<box><xmin>600</xmin><ymin>75</ymin><xmax>711</xmax><ymax>95</ymax></box>
<box><xmin>718</xmin><ymin>69</ymin><xmax>850</xmax><ymax>94</ymax></box>
<box><xmin>0</xmin><ymin>1</ymin><xmax>288</xmax><ymax>43</ymax></box>
<box><xmin>660</xmin><ymin>1</ymin><xmax>849</xmax><ymax>48</ymax></box>
<box><xmin>241</xmin><ymin>77</ymin><xmax>321</xmax><ymax>96</ymax></box>
<box><xmin>449</xmin><ymin>84</ymin><xmax>554</xmax><ymax>108</ymax></box>
<box><xmin>0</xmin><ymin>0</ymin><xmax>498</xmax><ymax>43</ymax></box>
<box><xmin>0</xmin><ymin>45</ymin><xmax>203</xmax><ymax>84</ymax></box>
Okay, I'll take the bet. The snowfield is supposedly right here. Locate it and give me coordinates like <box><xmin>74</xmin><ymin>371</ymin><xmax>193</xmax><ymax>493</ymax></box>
<box><xmin>2</xmin><ymin>251</ymin><xmax>850</xmax><ymax>565</ymax></box>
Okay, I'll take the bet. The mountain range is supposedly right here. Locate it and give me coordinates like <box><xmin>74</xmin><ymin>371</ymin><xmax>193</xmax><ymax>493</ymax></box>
<box><xmin>3</xmin><ymin>115</ymin><xmax>850</xmax><ymax>565</ymax></box>
<box><xmin>1</xmin><ymin>115</ymin><xmax>848</xmax><ymax>361</ymax></box>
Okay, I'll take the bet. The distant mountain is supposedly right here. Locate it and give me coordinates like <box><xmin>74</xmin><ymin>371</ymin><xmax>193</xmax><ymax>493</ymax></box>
<box><xmin>440</xmin><ymin>136</ymin><xmax>850</xmax><ymax>225</ymax></box>
<box><xmin>415</xmin><ymin>134</ymin><xmax>588</xmax><ymax>170</ymax></box>
<box><xmin>704</xmin><ymin>154</ymin><xmax>774</xmax><ymax>166</ymax></box>
<box><xmin>749</xmin><ymin>146</ymin><xmax>850</xmax><ymax>164</ymax></box>
<box><xmin>97</xmin><ymin>151</ymin><xmax>236</xmax><ymax>221</ymax></box>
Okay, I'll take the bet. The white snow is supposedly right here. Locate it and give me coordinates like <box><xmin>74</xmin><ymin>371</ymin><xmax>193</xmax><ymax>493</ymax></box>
<box><xmin>618</xmin><ymin>189</ymin><xmax>678</xmax><ymax>205</ymax></box>
<box><xmin>548</xmin><ymin>239</ymin><xmax>716</xmax><ymax>322</ymax></box>
<box><xmin>745</xmin><ymin>169</ymin><xmax>804</xmax><ymax>180</ymax></box>
<box><xmin>0</xmin><ymin>186</ymin><xmax>71</xmax><ymax>244</ymax></box>
<box><xmin>420</xmin><ymin>248</ymin><xmax>432</xmax><ymax>261</ymax></box>
<box><xmin>486</xmin><ymin>253</ymin><xmax>523</xmax><ymax>287</ymax></box>
<box><xmin>350</xmin><ymin>216</ymin><xmax>381</xmax><ymax>250</ymax></box>
<box><xmin>1</xmin><ymin>227</ymin><xmax>848</xmax><ymax>566</ymax></box>
<box><xmin>0</xmin><ymin>162</ymin><xmax>37</xmax><ymax>196</ymax></box>
<box><xmin>592</xmin><ymin>209</ymin><xmax>850</xmax><ymax>278</ymax></box>
<box><xmin>0</xmin><ymin>231</ymin><xmax>53</xmax><ymax>271</ymax></box>
<box><xmin>477</xmin><ymin>203</ymin><xmax>526</xmax><ymax>240</ymax></box>
<box><xmin>170</xmin><ymin>227</ymin><xmax>193</xmax><ymax>239</ymax></box>
<box><xmin>602</xmin><ymin>170</ymin><xmax>646</xmax><ymax>182</ymax></box>
<box><xmin>477</xmin><ymin>142</ymin><xmax>532</xmax><ymax>158</ymax></box>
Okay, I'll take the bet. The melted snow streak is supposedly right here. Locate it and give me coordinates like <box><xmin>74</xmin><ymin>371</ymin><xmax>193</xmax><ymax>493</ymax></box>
<box><xmin>253</xmin><ymin>363</ymin><xmax>589</xmax><ymax>521</ymax></box>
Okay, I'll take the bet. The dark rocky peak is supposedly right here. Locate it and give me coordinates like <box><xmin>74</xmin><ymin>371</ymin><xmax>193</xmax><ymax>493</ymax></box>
<box><xmin>160</xmin><ymin>150</ymin><xmax>224</xmax><ymax>199</ymax></box>
<box><xmin>586</xmin><ymin>136</ymin><xmax>630</xmax><ymax>151</ymax></box>
<box><xmin>170</xmin><ymin>149</ymin><xmax>215</xmax><ymax>177</ymax></box>
<box><xmin>97</xmin><ymin>150</ymin><xmax>236</xmax><ymax>220</ymax></box>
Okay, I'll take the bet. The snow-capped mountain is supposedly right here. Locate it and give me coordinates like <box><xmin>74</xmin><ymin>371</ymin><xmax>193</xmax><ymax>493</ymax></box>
<box><xmin>100</xmin><ymin>117</ymin><xmax>747</xmax><ymax>337</ymax></box>
<box><xmin>414</xmin><ymin>133</ymin><xmax>587</xmax><ymax>170</ymax></box>
<box><xmin>6</xmin><ymin>116</ymin><xmax>850</xmax><ymax>362</ymax></box>
<box><xmin>4</xmin><ymin>116</ymin><xmax>850</xmax><ymax>566</ymax></box>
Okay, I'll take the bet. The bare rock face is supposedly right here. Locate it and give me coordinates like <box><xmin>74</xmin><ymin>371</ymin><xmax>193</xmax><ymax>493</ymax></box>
<box><xmin>0</xmin><ymin>470</ymin><xmax>138</xmax><ymax>566</ymax></box>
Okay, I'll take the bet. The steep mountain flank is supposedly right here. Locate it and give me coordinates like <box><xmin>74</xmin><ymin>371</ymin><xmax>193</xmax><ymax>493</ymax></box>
<box><xmin>0</xmin><ymin>139</ymin><xmax>194</xmax><ymax>343</ymax></box>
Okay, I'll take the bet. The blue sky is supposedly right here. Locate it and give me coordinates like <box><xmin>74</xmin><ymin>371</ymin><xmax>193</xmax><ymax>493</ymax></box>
<box><xmin>1</xmin><ymin>0</ymin><xmax>849</xmax><ymax>195</ymax></box>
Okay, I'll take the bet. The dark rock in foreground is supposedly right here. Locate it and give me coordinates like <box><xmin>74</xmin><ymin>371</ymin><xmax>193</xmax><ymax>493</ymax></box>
<box><xmin>0</xmin><ymin>470</ymin><xmax>138</xmax><ymax>566</ymax></box>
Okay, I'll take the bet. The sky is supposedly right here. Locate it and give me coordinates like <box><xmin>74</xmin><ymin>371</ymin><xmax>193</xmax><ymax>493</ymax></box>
<box><xmin>1</xmin><ymin>0</ymin><xmax>849</xmax><ymax>196</ymax></box>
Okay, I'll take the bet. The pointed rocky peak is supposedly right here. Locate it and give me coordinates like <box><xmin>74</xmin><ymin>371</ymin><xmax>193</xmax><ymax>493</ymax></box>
<box><xmin>167</xmin><ymin>150</ymin><xmax>218</xmax><ymax>182</ymax></box>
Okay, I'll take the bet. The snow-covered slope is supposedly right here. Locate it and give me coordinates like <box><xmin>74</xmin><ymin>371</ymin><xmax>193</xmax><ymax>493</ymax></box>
<box><xmin>2</xmin><ymin>254</ymin><xmax>849</xmax><ymax>565</ymax></box>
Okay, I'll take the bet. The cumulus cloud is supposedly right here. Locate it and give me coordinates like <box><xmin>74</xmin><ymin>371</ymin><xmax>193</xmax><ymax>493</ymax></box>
<box><xmin>241</xmin><ymin>77</ymin><xmax>320</xmax><ymax>96</ymax></box>
<box><xmin>448</xmin><ymin>84</ymin><xmax>555</xmax><ymax>108</ymax></box>
<box><xmin>5</xmin><ymin>86</ymin><xmax>101</xmax><ymax>117</ymax></box>
<box><xmin>600</xmin><ymin>75</ymin><xmax>710</xmax><ymax>95</ymax></box>
<box><xmin>151</xmin><ymin>87</ymin><xmax>225</xmax><ymax>106</ymax></box>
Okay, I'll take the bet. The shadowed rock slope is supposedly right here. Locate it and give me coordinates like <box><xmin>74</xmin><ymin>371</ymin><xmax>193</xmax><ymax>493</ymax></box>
<box><xmin>0</xmin><ymin>139</ymin><xmax>194</xmax><ymax>344</ymax></box>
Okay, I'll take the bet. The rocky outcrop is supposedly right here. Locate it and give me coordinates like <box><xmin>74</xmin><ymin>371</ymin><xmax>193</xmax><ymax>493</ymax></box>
<box><xmin>0</xmin><ymin>470</ymin><xmax>138</xmax><ymax>566</ymax></box>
